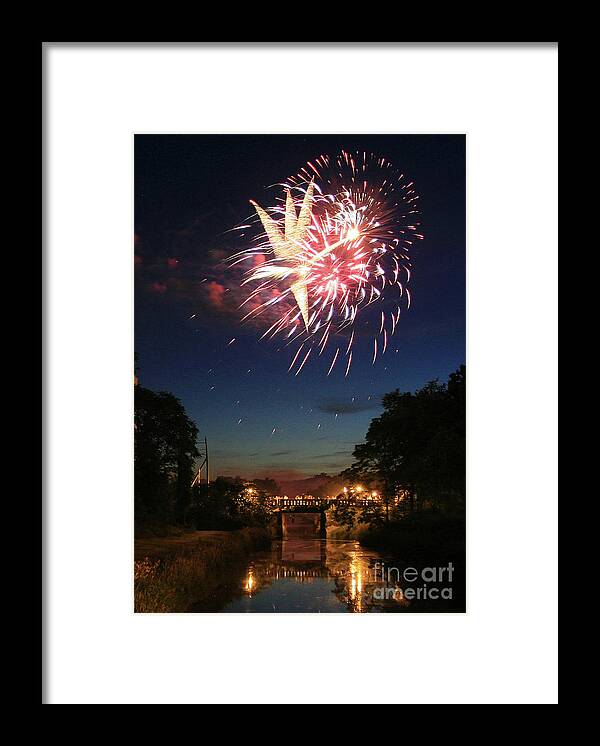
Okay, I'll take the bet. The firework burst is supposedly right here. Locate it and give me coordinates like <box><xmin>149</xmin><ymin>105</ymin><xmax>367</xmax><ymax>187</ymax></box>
<box><xmin>228</xmin><ymin>151</ymin><xmax>423</xmax><ymax>376</ymax></box>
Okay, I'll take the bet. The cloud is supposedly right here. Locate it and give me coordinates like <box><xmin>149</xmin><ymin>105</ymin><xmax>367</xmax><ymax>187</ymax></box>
<box><xmin>205</xmin><ymin>281</ymin><xmax>226</xmax><ymax>309</ymax></box>
<box><xmin>149</xmin><ymin>281</ymin><xmax>167</xmax><ymax>294</ymax></box>
<box><xmin>134</xmin><ymin>217</ymin><xmax>303</xmax><ymax>332</ymax></box>
<box><xmin>317</xmin><ymin>398</ymin><xmax>380</xmax><ymax>415</ymax></box>
<box><xmin>249</xmin><ymin>468</ymin><xmax>313</xmax><ymax>481</ymax></box>
<box><xmin>270</xmin><ymin>450</ymin><xmax>293</xmax><ymax>457</ymax></box>
<box><xmin>316</xmin><ymin>461</ymin><xmax>352</xmax><ymax>470</ymax></box>
<box><xmin>134</xmin><ymin>223</ymin><xmax>238</xmax><ymax>313</ymax></box>
<box><xmin>307</xmin><ymin>450</ymin><xmax>352</xmax><ymax>459</ymax></box>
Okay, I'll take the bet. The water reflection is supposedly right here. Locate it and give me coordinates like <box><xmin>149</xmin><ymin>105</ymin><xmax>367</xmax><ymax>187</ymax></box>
<box><xmin>348</xmin><ymin>556</ymin><xmax>364</xmax><ymax>612</ymax></box>
<box><xmin>280</xmin><ymin>539</ymin><xmax>324</xmax><ymax>564</ymax></box>
<box><xmin>244</xmin><ymin>568</ymin><xmax>256</xmax><ymax>596</ymax></box>
<box><xmin>220</xmin><ymin>539</ymin><xmax>412</xmax><ymax>613</ymax></box>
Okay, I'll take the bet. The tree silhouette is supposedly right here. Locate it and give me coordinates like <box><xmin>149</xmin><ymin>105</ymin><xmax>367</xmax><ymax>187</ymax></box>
<box><xmin>348</xmin><ymin>366</ymin><xmax>465</xmax><ymax>514</ymax></box>
<box><xmin>134</xmin><ymin>386</ymin><xmax>199</xmax><ymax>525</ymax></box>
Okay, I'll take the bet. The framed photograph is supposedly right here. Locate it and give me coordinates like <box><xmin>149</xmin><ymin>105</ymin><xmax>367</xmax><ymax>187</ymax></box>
<box><xmin>44</xmin><ymin>42</ymin><xmax>558</xmax><ymax>704</ymax></box>
<box><xmin>133</xmin><ymin>134</ymin><xmax>466</xmax><ymax>614</ymax></box>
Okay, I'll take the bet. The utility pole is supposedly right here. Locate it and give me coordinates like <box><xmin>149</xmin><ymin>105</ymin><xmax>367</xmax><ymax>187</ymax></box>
<box><xmin>190</xmin><ymin>436</ymin><xmax>210</xmax><ymax>491</ymax></box>
<box><xmin>205</xmin><ymin>436</ymin><xmax>209</xmax><ymax>495</ymax></box>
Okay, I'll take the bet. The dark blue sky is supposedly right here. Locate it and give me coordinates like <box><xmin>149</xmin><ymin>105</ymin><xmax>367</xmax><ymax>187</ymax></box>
<box><xmin>135</xmin><ymin>135</ymin><xmax>465</xmax><ymax>482</ymax></box>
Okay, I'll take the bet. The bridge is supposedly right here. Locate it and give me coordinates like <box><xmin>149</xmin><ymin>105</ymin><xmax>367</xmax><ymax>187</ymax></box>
<box><xmin>269</xmin><ymin>496</ymin><xmax>380</xmax><ymax>509</ymax></box>
<box><xmin>271</xmin><ymin>496</ymin><xmax>385</xmax><ymax>539</ymax></box>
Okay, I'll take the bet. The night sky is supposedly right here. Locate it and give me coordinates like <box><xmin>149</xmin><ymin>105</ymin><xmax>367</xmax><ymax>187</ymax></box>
<box><xmin>135</xmin><ymin>135</ymin><xmax>465</xmax><ymax>483</ymax></box>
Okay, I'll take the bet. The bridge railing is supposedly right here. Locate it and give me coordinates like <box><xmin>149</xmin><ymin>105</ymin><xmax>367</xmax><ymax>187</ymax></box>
<box><xmin>269</xmin><ymin>497</ymin><xmax>383</xmax><ymax>509</ymax></box>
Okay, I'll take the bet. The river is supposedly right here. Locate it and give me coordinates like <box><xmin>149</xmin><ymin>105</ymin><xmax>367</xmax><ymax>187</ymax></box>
<box><xmin>188</xmin><ymin>538</ymin><xmax>463</xmax><ymax>613</ymax></box>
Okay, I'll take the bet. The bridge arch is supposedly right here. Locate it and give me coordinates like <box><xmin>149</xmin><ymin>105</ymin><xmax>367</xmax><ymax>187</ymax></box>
<box><xmin>279</xmin><ymin>510</ymin><xmax>326</xmax><ymax>539</ymax></box>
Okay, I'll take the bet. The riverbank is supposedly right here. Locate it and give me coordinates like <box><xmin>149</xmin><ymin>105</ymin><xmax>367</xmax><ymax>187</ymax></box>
<box><xmin>134</xmin><ymin>527</ymin><xmax>270</xmax><ymax>613</ymax></box>
<box><xmin>357</xmin><ymin>514</ymin><xmax>466</xmax><ymax>611</ymax></box>
<box><xmin>357</xmin><ymin>513</ymin><xmax>465</xmax><ymax>561</ymax></box>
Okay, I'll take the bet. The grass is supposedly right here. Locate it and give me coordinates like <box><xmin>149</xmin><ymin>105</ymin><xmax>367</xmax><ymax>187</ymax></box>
<box><xmin>134</xmin><ymin>527</ymin><xmax>270</xmax><ymax>613</ymax></box>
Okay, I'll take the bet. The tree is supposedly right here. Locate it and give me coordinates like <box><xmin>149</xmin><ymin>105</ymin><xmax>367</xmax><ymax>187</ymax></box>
<box><xmin>191</xmin><ymin>477</ymin><xmax>273</xmax><ymax>529</ymax></box>
<box><xmin>348</xmin><ymin>366</ymin><xmax>465</xmax><ymax>515</ymax></box>
<box><xmin>252</xmin><ymin>477</ymin><xmax>280</xmax><ymax>496</ymax></box>
<box><xmin>331</xmin><ymin>503</ymin><xmax>360</xmax><ymax>532</ymax></box>
<box><xmin>134</xmin><ymin>386</ymin><xmax>199</xmax><ymax>525</ymax></box>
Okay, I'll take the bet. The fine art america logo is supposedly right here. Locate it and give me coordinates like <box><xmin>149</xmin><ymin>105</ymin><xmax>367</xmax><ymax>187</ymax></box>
<box><xmin>372</xmin><ymin>562</ymin><xmax>455</xmax><ymax>601</ymax></box>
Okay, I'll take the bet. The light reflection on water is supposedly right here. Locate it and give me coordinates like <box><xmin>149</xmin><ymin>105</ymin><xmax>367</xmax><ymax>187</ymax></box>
<box><xmin>220</xmin><ymin>539</ymin><xmax>410</xmax><ymax>613</ymax></box>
